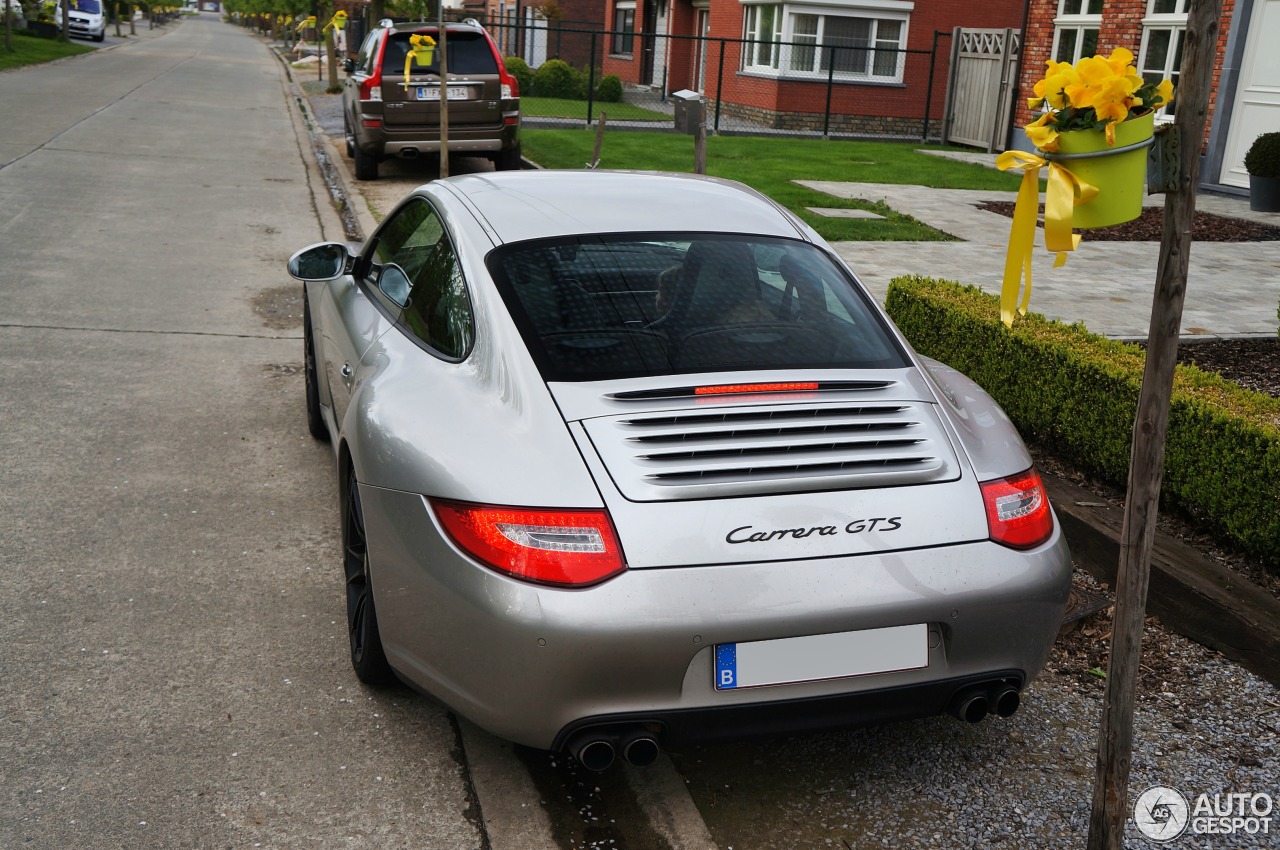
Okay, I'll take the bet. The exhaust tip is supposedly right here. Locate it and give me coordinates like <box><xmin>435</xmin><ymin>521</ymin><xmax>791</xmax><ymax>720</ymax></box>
<box><xmin>952</xmin><ymin>691</ymin><xmax>989</xmax><ymax>723</ymax></box>
<box><xmin>575</xmin><ymin>739</ymin><xmax>616</xmax><ymax>772</ymax></box>
<box><xmin>400</xmin><ymin>147</ymin><xmax>419</xmax><ymax>159</ymax></box>
<box><xmin>622</xmin><ymin>736</ymin><xmax>660</xmax><ymax>768</ymax></box>
<box><xmin>992</xmin><ymin>685</ymin><xmax>1021</xmax><ymax>718</ymax></box>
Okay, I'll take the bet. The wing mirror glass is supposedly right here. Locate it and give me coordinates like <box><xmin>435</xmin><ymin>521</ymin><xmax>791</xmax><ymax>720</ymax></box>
<box><xmin>376</xmin><ymin>264</ymin><xmax>412</xmax><ymax>307</ymax></box>
<box><xmin>343</xmin><ymin>58</ymin><xmax>355</xmax><ymax>74</ymax></box>
<box><xmin>287</xmin><ymin>242</ymin><xmax>351</xmax><ymax>281</ymax></box>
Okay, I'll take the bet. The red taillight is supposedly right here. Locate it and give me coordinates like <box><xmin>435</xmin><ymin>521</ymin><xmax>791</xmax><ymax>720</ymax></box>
<box><xmin>359</xmin><ymin>34</ymin><xmax>387</xmax><ymax>101</ymax></box>
<box><xmin>695</xmin><ymin>382</ymin><xmax>819</xmax><ymax>396</ymax></box>
<box><xmin>432</xmin><ymin>500</ymin><xmax>626</xmax><ymax>587</ymax></box>
<box><xmin>980</xmin><ymin>468</ymin><xmax>1053</xmax><ymax>550</ymax></box>
<box><xmin>358</xmin><ymin>70</ymin><xmax>382</xmax><ymax>101</ymax></box>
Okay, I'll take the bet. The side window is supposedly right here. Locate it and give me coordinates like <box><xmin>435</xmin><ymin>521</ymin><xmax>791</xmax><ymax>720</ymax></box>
<box><xmin>400</xmin><ymin>219</ymin><xmax>474</xmax><ymax>360</ymax></box>
<box><xmin>358</xmin><ymin>31</ymin><xmax>381</xmax><ymax>75</ymax></box>
<box><xmin>367</xmin><ymin>197</ymin><xmax>442</xmax><ymax>295</ymax></box>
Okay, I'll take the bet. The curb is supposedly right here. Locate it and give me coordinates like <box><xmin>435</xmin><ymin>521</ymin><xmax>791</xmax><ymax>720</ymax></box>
<box><xmin>1043</xmin><ymin>471</ymin><xmax>1280</xmax><ymax>687</ymax></box>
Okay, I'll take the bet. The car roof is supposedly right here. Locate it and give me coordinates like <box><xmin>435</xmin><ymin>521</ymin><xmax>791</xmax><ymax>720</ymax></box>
<box><xmin>385</xmin><ymin>21</ymin><xmax>486</xmax><ymax>35</ymax></box>
<box><xmin>434</xmin><ymin>171</ymin><xmax>811</xmax><ymax>245</ymax></box>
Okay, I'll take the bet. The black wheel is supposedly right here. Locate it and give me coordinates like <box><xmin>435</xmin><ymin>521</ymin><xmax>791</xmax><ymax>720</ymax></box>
<box><xmin>342</xmin><ymin>468</ymin><xmax>395</xmax><ymax>686</ymax></box>
<box><xmin>94</xmin><ymin>31</ymin><xmax>104</xmax><ymax>41</ymax></box>
<box><xmin>353</xmin><ymin>145</ymin><xmax>378</xmax><ymax>180</ymax></box>
<box><xmin>303</xmin><ymin>297</ymin><xmax>329</xmax><ymax>442</ymax></box>
<box><xmin>343</xmin><ymin>120</ymin><xmax>355</xmax><ymax>159</ymax></box>
<box><xmin>495</xmin><ymin>143</ymin><xmax>522</xmax><ymax>172</ymax></box>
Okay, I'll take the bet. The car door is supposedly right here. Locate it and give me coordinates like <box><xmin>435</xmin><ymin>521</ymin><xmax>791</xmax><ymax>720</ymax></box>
<box><xmin>316</xmin><ymin>197</ymin><xmax>445</xmax><ymax>430</ymax></box>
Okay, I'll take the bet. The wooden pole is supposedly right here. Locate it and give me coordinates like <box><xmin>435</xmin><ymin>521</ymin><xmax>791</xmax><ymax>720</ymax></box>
<box><xmin>693</xmin><ymin>100</ymin><xmax>707</xmax><ymax>175</ymax></box>
<box><xmin>589</xmin><ymin>111</ymin><xmax>608</xmax><ymax>169</ymax></box>
<box><xmin>438</xmin><ymin>9</ymin><xmax>449</xmax><ymax>179</ymax></box>
<box><xmin>1085</xmin><ymin>0</ymin><xmax>1222</xmax><ymax>846</ymax></box>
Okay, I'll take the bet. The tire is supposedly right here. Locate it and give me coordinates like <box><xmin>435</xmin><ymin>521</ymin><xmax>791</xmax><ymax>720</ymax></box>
<box><xmin>353</xmin><ymin>145</ymin><xmax>378</xmax><ymax>180</ymax></box>
<box><xmin>495</xmin><ymin>143</ymin><xmax>522</xmax><ymax>172</ymax></box>
<box><xmin>343</xmin><ymin>120</ymin><xmax>355</xmax><ymax>159</ymax></box>
<box><xmin>341</xmin><ymin>467</ymin><xmax>396</xmax><ymax>686</ymax></box>
<box><xmin>303</xmin><ymin>297</ymin><xmax>329</xmax><ymax>442</ymax></box>
<box><xmin>93</xmin><ymin>31</ymin><xmax>104</xmax><ymax>42</ymax></box>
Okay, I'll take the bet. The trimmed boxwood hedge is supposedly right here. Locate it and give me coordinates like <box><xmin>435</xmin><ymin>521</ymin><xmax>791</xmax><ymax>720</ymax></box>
<box><xmin>885</xmin><ymin>276</ymin><xmax>1280</xmax><ymax>566</ymax></box>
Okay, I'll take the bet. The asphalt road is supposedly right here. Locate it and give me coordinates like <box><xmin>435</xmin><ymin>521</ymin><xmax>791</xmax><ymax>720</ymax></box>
<box><xmin>0</xmin><ymin>15</ymin><xmax>481</xmax><ymax>849</ymax></box>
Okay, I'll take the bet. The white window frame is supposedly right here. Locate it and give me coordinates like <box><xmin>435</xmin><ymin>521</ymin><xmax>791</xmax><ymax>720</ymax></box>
<box><xmin>611</xmin><ymin>0</ymin><xmax>636</xmax><ymax>56</ymax></box>
<box><xmin>740</xmin><ymin>2</ymin><xmax>910</xmax><ymax>82</ymax></box>
<box><xmin>1138</xmin><ymin>0</ymin><xmax>1186</xmax><ymax>120</ymax></box>
<box><xmin>1051</xmin><ymin>0</ymin><xmax>1102</xmax><ymax>65</ymax></box>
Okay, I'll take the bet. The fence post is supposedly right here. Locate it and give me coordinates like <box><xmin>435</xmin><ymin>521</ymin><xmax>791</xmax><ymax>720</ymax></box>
<box><xmin>923</xmin><ymin>30</ymin><xmax>942</xmax><ymax>142</ymax></box>
<box><xmin>823</xmin><ymin>46</ymin><xmax>836</xmax><ymax>138</ymax></box>
<box><xmin>939</xmin><ymin>26</ymin><xmax>961</xmax><ymax>147</ymax></box>
<box><xmin>586</xmin><ymin>30</ymin><xmax>597</xmax><ymax>129</ymax></box>
<box><xmin>714</xmin><ymin>38</ymin><xmax>726</xmax><ymax>134</ymax></box>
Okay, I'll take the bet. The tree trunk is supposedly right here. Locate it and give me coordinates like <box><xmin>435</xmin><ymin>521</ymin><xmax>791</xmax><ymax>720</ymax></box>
<box><xmin>1085</xmin><ymin>0</ymin><xmax>1224</xmax><ymax>846</ymax></box>
<box><xmin>60</xmin><ymin>0</ymin><xmax>70</xmax><ymax>41</ymax></box>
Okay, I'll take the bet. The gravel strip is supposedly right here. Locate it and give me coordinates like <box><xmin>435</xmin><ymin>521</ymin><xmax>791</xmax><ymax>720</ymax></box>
<box><xmin>669</xmin><ymin>571</ymin><xmax>1280</xmax><ymax>849</ymax></box>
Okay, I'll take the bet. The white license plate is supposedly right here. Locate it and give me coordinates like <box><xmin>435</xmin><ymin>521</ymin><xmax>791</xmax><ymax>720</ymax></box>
<box><xmin>417</xmin><ymin>86</ymin><xmax>468</xmax><ymax>101</ymax></box>
<box><xmin>714</xmin><ymin>624</ymin><xmax>928</xmax><ymax>690</ymax></box>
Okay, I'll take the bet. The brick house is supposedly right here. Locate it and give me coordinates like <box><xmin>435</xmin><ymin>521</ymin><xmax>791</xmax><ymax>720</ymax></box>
<box><xmin>1015</xmin><ymin>0</ymin><xmax>1279</xmax><ymax>193</ymax></box>
<box><xmin>599</xmin><ymin>0</ymin><xmax>1028</xmax><ymax>135</ymax></box>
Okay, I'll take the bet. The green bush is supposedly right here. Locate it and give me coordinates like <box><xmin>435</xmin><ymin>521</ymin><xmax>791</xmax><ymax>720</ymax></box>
<box><xmin>531</xmin><ymin>58</ymin><xmax>583</xmax><ymax>99</ymax></box>
<box><xmin>504</xmin><ymin>56</ymin><xmax>533</xmax><ymax>97</ymax></box>
<box><xmin>596</xmin><ymin>73</ymin><xmax>623</xmax><ymax>103</ymax></box>
<box><xmin>885</xmin><ymin>276</ymin><xmax>1280</xmax><ymax>566</ymax></box>
<box><xmin>1244</xmin><ymin>132</ymin><xmax>1280</xmax><ymax>179</ymax></box>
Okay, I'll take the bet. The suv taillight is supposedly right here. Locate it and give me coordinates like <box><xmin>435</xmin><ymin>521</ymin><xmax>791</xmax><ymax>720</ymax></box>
<box><xmin>980</xmin><ymin>468</ymin><xmax>1054</xmax><ymax>550</ymax></box>
<box><xmin>359</xmin><ymin>34</ymin><xmax>387</xmax><ymax>101</ymax></box>
<box><xmin>432</xmin><ymin>500</ymin><xmax>626</xmax><ymax>587</ymax></box>
<box><xmin>499</xmin><ymin>67</ymin><xmax>519</xmax><ymax>100</ymax></box>
<box><xmin>359</xmin><ymin>66</ymin><xmax>382</xmax><ymax>101</ymax></box>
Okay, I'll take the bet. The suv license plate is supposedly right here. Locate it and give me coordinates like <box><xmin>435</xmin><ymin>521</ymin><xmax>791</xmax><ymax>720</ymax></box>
<box><xmin>714</xmin><ymin>624</ymin><xmax>928</xmax><ymax>690</ymax></box>
<box><xmin>418</xmin><ymin>86</ymin><xmax>468</xmax><ymax>101</ymax></box>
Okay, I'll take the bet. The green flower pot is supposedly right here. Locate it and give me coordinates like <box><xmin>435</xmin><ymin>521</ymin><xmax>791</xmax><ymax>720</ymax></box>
<box><xmin>1051</xmin><ymin>111</ymin><xmax>1155</xmax><ymax>230</ymax></box>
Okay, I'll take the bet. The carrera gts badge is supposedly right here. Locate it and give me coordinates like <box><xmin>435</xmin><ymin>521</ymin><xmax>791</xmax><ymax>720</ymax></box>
<box><xmin>726</xmin><ymin>517</ymin><xmax>903</xmax><ymax>544</ymax></box>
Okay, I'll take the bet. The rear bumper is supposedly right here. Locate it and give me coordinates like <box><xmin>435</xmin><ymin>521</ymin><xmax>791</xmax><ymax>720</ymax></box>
<box><xmin>552</xmin><ymin>670</ymin><xmax>1024</xmax><ymax>749</ymax></box>
<box><xmin>361</xmin><ymin>484</ymin><xmax>1073</xmax><ymax>749</ymax></box>
<box><xmin>355</xmin><ymin>113</ymin><xmax>520</xmax><ymax>159</ymax></box>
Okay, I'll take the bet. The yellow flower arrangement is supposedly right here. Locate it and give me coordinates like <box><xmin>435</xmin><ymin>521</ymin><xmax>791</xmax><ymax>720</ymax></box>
<box><xmin>1025</xmin><ymin>48</ymin><xmax>1175</xmax><ymax>150</ymax></box>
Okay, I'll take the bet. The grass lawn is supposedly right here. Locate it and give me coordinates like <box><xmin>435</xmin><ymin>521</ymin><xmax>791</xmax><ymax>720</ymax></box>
<box><xmin>522</xmin><ymin>96</ymin><xmax>669</xmax><ymax>123</ymax></box>
<box><xmin>521</xmin><ymin>129</ymin><xmax>1029</xmax><ymax>241</ymax></box>
<box><xmin>0</xmin><ymin>31</ymin><xmax>96</xmax><ymax>70</ymax></box>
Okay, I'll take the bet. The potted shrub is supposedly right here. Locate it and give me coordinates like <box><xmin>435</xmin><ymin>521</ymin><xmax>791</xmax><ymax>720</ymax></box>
<box><xmin>1244</xmin><ymin>131</ymin><xmax>1280</xmax><ymax>213</ymax></box>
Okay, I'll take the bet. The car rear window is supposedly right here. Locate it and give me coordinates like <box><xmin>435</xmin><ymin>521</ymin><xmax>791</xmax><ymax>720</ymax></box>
<box><xmin>383</xmin><ymin>30</ymin><xmax>499</xmax><ymax>76</ymax></box>
<box><xmin>488</xmin><ymin>234</ymin><xmax>908</xmax><ymax>381</ymax></box>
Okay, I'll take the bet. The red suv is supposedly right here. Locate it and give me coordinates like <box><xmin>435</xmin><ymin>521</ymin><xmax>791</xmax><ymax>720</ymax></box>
<box><xmin>343</xmin><ymin>21</ymin><xmax>522</xmax><ymax>179</ymax></box>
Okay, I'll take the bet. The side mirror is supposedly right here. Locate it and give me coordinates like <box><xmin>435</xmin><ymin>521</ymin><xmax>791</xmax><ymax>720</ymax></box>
<box><xmin>343</xmin><ymin>58</ymin><xmax>355</xmax><ymax>74</ymax></box>
<box><xmin>376</xmin><ymin>263</ymin><xmax>412</xmax><ymax>307</ymax></box>
<box><xmin>287</xmin><ymin>242</ymin><xmax>351</xmax><ymax>281</ymax></box>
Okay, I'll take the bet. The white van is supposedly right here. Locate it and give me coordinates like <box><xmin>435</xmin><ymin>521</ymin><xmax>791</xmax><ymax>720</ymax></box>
<box><xmin>54</xmin><ymin>0</ymin><xmax>107</xmax><ymax>42</ymax></box>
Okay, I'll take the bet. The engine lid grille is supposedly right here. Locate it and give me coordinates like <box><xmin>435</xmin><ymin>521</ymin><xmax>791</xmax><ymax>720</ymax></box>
<box><xmin>582</xmin><ymin>400</ymin><xmax>960</xmax><ymax>500</ymax></box>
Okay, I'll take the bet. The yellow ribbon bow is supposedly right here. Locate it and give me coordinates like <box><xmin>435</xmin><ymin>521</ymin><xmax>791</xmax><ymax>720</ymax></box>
<box><xmin>321</xmin><ymin>10</ymin><xmax>346</xmax><ymax>32</ymax></box>
<box><xmin>993</xmin><ymin>150</ymin><xmax>1099</xmax><ymax>327</ymax></box>
<box><xmin>296</xmin><ymin>15</ymin><xmax>316</xmax><ymax>33</ymax></box>
<box><xmin>403</xmin><ymin>34</ymin><xmax>437</xmax><ymax>89</ymax></box>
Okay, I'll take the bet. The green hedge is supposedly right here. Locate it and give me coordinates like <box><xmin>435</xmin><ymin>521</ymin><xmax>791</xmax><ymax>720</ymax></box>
<box><xmin>885</xmin><ymin>276</ymin><xmax>1280</xmax><ymax>565</ymax></box>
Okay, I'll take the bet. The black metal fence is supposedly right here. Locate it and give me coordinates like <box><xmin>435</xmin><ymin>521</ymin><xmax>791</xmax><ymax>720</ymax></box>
<box><xmin>453</xmin><ymin>14</ymin><xmax>953</xmax><ymax>142</ymax></box>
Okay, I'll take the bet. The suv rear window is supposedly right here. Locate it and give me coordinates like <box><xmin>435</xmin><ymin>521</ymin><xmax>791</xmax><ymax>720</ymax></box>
<box><xmin>488</xmin><ymin>234</ymin><xmax>907</xmax><ymax>381</ymax></box>
<box><xmin>383</xmin><ymin>30</ymin><xmax>499</xmax><ymax>76</ymax></box>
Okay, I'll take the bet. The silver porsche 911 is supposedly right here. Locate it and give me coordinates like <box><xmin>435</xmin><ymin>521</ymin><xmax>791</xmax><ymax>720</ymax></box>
<box><xmin>287</xmin><ymin>170</ymin><xmax>1072</xmax><ymax>770</ymax></box>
